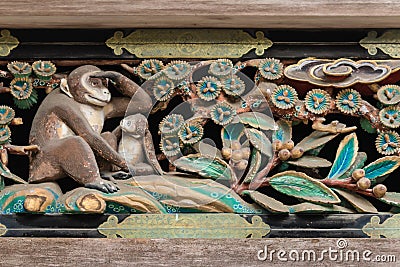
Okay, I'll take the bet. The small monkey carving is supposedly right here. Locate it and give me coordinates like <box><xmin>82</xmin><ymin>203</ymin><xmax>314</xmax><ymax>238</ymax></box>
<box><xmin>117</xmin><ymin>114</ymin><xmax>163</xmax><ymax>176</ymax></box>
<box><xmin>29</xmin><ymin>65</ymin><xmax>153</xmax><ymax>193</ymax></box>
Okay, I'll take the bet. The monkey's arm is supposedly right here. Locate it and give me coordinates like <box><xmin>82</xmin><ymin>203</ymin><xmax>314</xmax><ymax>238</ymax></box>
<box><xmin>52</xmin><ymin>104</ymin><xmax>128</xmax><ymax>170</ymax></box>
<box><xmin>104</xmin><ymin>89</ymin><xmax>152</xmax><ymax>119</ymax></box>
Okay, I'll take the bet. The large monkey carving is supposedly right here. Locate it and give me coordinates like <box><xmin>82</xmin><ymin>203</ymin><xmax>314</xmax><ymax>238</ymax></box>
<box><xmin>29</xmin><ymin>65</ymin><xmax>152</xmax><ymax>193</ymax></box>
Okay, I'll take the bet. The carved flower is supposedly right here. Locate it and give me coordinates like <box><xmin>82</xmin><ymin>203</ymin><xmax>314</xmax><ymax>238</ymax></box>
<box><xmin>377</xmin><ymin>84</ymin><xmax>400</xmax><ymax>105</ymax></box>
<box><xmin>379</xmin><ymin>106</ymin><xmax>400</xmax><ymax>128</ymax></box>
<box><xmin>258</xmin><ymin>58</ymin><xmax>284</xmax><ymax>80</ymax></box>
<box><xmin>137</xmin><ymin>59</ymin><xmax>164</xmax><ymax>80</ymax></box>
<box><xmin>159</xmin><ymin>114</ymin><xmax>185</xmax><ymax>135</ymax></box>
<box><xmin>0</xmin><ymin>106</ymin><xmax>15</xmax><ymax>125</ymax></box>
<box><xmin>375</xmin><ymin>131</ymin><xmax>400</xmax><ymax>155</ymax></box>
<box><xmin>221</xmin><ymin>75</ymin><xmax>245</xmax><ymax>96</ymax></box>
<box><xmin>160</xmin><ymin>136</ymin><xmax>181</xmax><ymax>157</ymax></box>
<box><xmin>271</xmin><ymin>85</ymin><xmax>298</xmax><ymax>109</ymax></box>
<box><xmin>0</xmin><ymin>125</ymin><xmax>11</xmax><ymax>144</ymax></box>
<box><xmin>7</xmin><ymin>61</ymin><xmax>32</xmax><ymax>78</ymax></box>
<box><xmin>208</xmin><ymin>59</ymin><xmax>233</xmax><ymax>77</ymax></box>
<box><xmin>152</xmin><ymin>76</ymin><xmax>175</xmax><ymax>101</ymax></box>
<box><xmin>10</xmin><ymin>77</ymin><xmax>33</xmax><ymax>100</ymax></box>
<box><xmin>165</xmin><ymin>60</ymin><xmax>191</xmax><ymax>80</ymax></box>
<box><xmin>210</xmin><ymin>102</ymin><xmax>236</xmax><ymax>126</ymax></box>
<box><xmin>32</xmin><ymin>61</ymin><xmax>56</xmax><ymax>81</ymax></box>
<box><xmin>304</xmin><ymin>89</ymin><xmax>332</xmax><ymax>114</ymax></box>
<box><xmin>178</xmin><ymin>121</ymin><xmax>204</xmax><ymax>144</ymax></box>
<box><xmin>335</xmin><ymin>89</ymin><xmax>362</xmax><ymax>114</ymax></box>
<box><xmin>196</xmin><ymin>76</ymin><xmax>221</xmax><ymax>101</ymax></box>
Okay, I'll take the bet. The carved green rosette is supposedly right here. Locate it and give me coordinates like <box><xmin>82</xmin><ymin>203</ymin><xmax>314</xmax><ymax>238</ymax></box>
<box><xmin>379</xmin><ymin>106</ymin><xmax>400</xmax><ymax>128</ymax></box>
<box><xmin>152</xmin><ymin>76</ymin><xmax>175</xmax><ymax>101</ymax></box>
<box><xmin>210</xmin><ymin>102</ymin><xmax>236</xmax><ymax>126</ymax></box>
<box><xmin>258</xmin><ymin>58</ymin><xmax>284</xmax><ymax>80</ymax></box>
<box><xmin>165</xmin><ymin>60</ymin><xmax>191</xmax><ymax>81</ymax></box>
<box><xmin>304</xmin><ymin>89</ymin><xmax>332</xmax><ymax>114</ymax></box>
<box><xmin>196</xmin><ymin>76</ymin><xmax>221</xmax><ymax>101</ymax></box>
<box><xmin>7</xmin><ymin>61</ymin><xmax>32</xmax><ymax>78</ymax></box>
<box><xmin>271</xmin><ymin>85</ymin><xmax>298</xmax><ymax>109</ymax></box>
<box><xmin>377</xmin><ymin>84</ymin><xmax>400</xmax><ymax>105</ymax></box>
<box><xmin>32</xmin><ymin>60</ymin><xmax>56</xmax><ymax>81</ymax></box>
<box><xmin>10</xmin><ymin>77</ymin><xmax>38</xmax><ymax>109</ymax></box>
<box><xmin>375</xmin><ymin>131</ymin><xmax>400</xmax><ymax>155</ymax></box>
<box><xmin>209</xmin><ymin>59</ymin><xmax>233</xmax><ymax>77</ymax></box>
<box><xmin>335</xmin><ymin>89</ymin><xmax>361</xmax><ymax>114</ymax></box>
<box><xmin>0</xmin><ymin>106</ymin><xmax>15</xmax><ymax>125</ymax></box>
<box><xmin>178</xmin><ymin>121</ymin><xmax>204</xmax><ymax>144</ymax></box>
<box><xmin>159</xmin><ymin>114</ymin><xmax>184</xmax><ymax>135</ymax></box>
<box><xmin>160</xmin><ymin>136</ymin><xmax>181</xmax><ymax>157</ymax></box>
<box><xmin>137</xmin><ymin>59</ymin><xmax>164</xmax><ymax>80</ymax></box>
<box><xmin>0</xmin><ymin>125</ymin><xmax>10</xmax><ymax>145</ymax></box>
<box><xmin>221</xmin><ymin>75</ymin><xmax>246</xmax><ymax>96</ymax></box>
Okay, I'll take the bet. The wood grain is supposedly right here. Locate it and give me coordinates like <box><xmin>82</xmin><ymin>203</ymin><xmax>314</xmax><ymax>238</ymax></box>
<box><xmin>0</xmin><ymin>1</ymin><xmax>400</xmax><ymax>28</ymax></box>
<box><xmin>0</xmin><ymin>238</ymin><xmax>398</xmax><ymax>266</ymax></box>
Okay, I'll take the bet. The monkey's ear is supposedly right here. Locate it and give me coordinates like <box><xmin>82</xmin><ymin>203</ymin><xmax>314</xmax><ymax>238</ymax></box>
<box><xmin>60</xmin><ymin>78</ymin><xmax>73</xmax><ymax>98</ymax></box>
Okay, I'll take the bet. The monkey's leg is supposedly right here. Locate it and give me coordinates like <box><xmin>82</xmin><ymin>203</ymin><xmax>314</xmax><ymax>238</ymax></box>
<box><xmin>31</xmin><ymin>137</ymin><xmax>118</xmax><ymax>193</ymax></box>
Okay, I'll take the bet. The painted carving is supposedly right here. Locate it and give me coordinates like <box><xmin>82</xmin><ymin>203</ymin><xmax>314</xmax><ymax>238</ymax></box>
<box><xmin>0</xmin><ymin>57</ymin><xmax>400</xmax><ymax>216</ymax></box>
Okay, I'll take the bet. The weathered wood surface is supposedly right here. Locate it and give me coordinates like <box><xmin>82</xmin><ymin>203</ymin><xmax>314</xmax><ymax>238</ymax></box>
<box><xmin>0</xmin><ymin>238</ymin><xmax>398</xmax><ymax>266</ymax></box>
<box><xmin>0</xmin><ymin>1</ymin><xmax>400</xmax><ymax>28</ymax></box>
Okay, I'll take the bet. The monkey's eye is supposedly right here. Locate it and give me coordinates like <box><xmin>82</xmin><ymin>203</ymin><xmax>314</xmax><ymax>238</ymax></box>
<box><xmin>91</xmin><ymin>81</ymin><xmax>99</xmax><ymax>87</ymax></box>
<box><xmin>127</xmin><ymin>121</ymin><xmax>131</xmax><ymax>126</ymax></box>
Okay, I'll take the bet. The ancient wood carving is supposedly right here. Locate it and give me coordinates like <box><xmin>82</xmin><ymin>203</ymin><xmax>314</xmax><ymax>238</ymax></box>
<box><xmin>0</xmin><ymin>56</ymin><xmax>399</xmax><ymax>219</ymax></box>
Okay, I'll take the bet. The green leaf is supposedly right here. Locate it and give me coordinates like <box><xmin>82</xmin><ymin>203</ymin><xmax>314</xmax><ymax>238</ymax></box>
<box><xmin>287</xmin><ymin>155</ymin><xmax>332</xmax><ymax>168</ymax></box>
<box><xmin>221</xmin><ymin>123</ymin><xmax>244</xmax><ymax>147</ymax></box>
<box><xmin>337</xmin><ymin>152</ymin><xmax>367</xmax><ymax>180</ymax></box>
<box><xmin>378</xmin><ymin>192</ymin><xmax>400</xmax><ymax>207</ymax></box>
<box><xmin>174</xmin><ymin>154</ymin><xmax>236</xmax><ymax>182</ymax></box>
<box><xmin>327</xmin><ymin>133</ymin><xmax>358</xmax><ymax>179</ymax></box>
<box><xmin>237</xmin><ymin>112</ymin><xmax>276</xmax><ymax>131</ymax></box>
<box><xmin>272</xmin><ymin>120</ymin><xmax>292</xmax><ymax>143</ymax></box>
<box><xmin>131</xmin><ymin>175</ymin><xmax>262</xmax><ymax>213</ymax></box>
<box><xmin>289</xmin><ymin>203</ymin><xmax>354</xmax><ymax>214</ymax></box>
<box><xmin>269</xmin><ymin>171</ymin><xmax>340</xmax><ymax>204</ymax></box>
<box><xmin>363</xmin><ymin>156</ymin><xmax>400</xmax><ymax>183</ymax></box>
<box><xmin>243</xmin><ymin>190</ymin><xmax>289</xmax><ymax>214</ymax></box>
<box><xmin>244</xmin><ymin>128</ymin><xmax>272</xmax><ymax>157</ymax></box>
<box><xmin>295</xmin><ymin>131</ymin><xmax>339</xmax><ymax>152</ymax></box>
<box><xmin>333</xmin><ymin>188</ymin><xmax>377</xmax><ymax>213</ymax></box>
<box><xmin>243</xmin><ymin>149</ymin><xmax>262</xmax><ymax>183</ymax></box>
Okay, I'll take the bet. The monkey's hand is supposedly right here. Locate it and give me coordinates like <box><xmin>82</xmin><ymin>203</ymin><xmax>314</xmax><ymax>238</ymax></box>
<box><xmin>90</xmin><ymin>71</ymin><xmax>122</xmax><ymax>83</ymax></box>
<box><xmin>85</xmin><ymin>178</ymin><xmax>119</xmax><ymax>194</ymax></box>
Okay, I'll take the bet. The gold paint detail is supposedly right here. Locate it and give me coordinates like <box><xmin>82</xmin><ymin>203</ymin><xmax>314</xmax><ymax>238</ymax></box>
<box><xmin>360</xmin><ymin>30</ymin><xmax>400</xmax><ymax>58</ymax></box>
<box><xmin>0</xmin><ymin>223</ymin><xmax>6</xmax><ymax>236</ymax></box>
<box><xmin>0</xmin><ymin>30</ymin><xmax>19</xmax><ymax>57</ymax></box>
<box><xmin>362</xmin><ymin>214</ymin><xmax>400</xmax><ymax>238</ymax></box>
<box><xmin>98</xmin><ymin>214</ymin><xmax>270</xmax><ymax>238</ymax></box>
<box><xmin>105</xmin><ymin>30</ymin><xmax>273</xmax><ymax>58</ymax></box>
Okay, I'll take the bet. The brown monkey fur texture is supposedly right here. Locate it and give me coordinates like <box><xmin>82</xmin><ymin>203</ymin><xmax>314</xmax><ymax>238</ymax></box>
<box><xmin>29</xmin><ymin>65</ymin><xmax>152</xmax><ymax>193</ymax></box>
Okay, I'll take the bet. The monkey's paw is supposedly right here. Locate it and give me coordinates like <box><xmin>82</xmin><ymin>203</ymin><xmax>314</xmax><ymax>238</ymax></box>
<box><xmin>85</xmin><ymin>179</ymin><xmax>119</xmax><ymax>194</ymax></box>
<box><xmin>111</xmin><ymin>171</ymin><xmax>133</xmax><ymax>180</ymax></box>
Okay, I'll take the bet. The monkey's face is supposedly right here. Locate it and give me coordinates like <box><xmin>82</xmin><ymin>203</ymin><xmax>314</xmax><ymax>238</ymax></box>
<box><xmin>121</xmin><ymin>115</ymin><xmax>148</xmax><ymax>138</ymax></box>
<box><xmin>69</xmin><ymin>69</ymin><xmax>111</xmax><ymax>107</ymax></box>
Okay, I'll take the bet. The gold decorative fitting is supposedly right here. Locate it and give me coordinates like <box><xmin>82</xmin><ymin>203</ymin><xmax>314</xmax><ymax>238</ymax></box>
<box><xmin>360</xmin><ymin>30</ymin><xmax>400</xmax><ymax>58</ymax></box>
<box><xmin>105</xmin><ymin>30</ymin><xmax>273</xmax><ymax>58</ymax></box>
<box><xmin>98</xmin><ymin>214</ymin><xmax>270</xmax><ymax>238</ymax></box>
<box><xmin>0</xmin><ymin>30</ymin><xmax>18</xmax><ymax>57</ymax></box>
<box><xmin>362</xmin><ymin>215</ymin><xmax>400</xmax><ymax>238</ymax></box>
<box><xmin>0</xmin><ymin>223</ymin><xmax>6</xmax><ymax>236</ymax></box>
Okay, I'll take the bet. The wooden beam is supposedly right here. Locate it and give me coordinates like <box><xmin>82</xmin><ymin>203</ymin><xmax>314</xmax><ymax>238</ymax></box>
<box><xmin>0</xmin><ymin>1</ymin><xmax>400</xmax><ymax>28</ymax></box>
